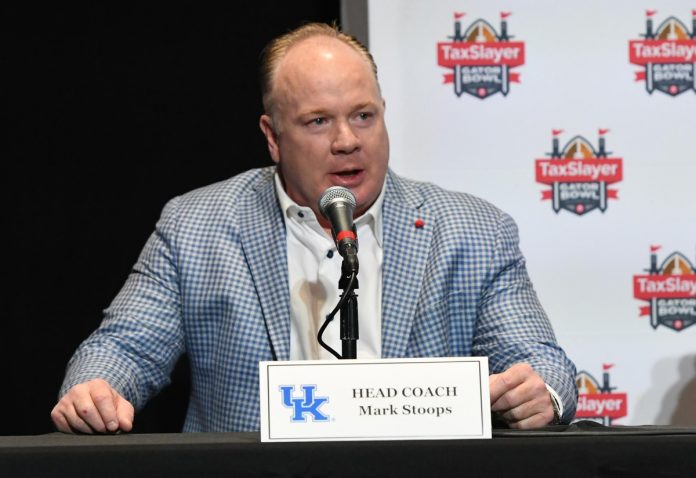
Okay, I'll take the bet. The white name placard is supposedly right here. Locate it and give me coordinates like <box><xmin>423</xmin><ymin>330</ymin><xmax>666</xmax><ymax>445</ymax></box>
<box><xmin>259</xmin><ymin>357</ymin><xmax>491</xmax><ymax>442</ymax></box>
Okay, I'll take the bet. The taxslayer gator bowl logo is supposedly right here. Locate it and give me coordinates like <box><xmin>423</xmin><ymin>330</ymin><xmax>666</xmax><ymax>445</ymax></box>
<box><xmin>575</xmin><ymin>364</ymin><xmax>628</xmax><ymax>426</ymax></box>
<box><xmin>633</xmin><ymin>245</ymin><xmax>696</xmax><ymax>332</ymax></box>
<box><xmin>535</xmin><ymin>129</ymin><xmax>623</xmax><ymax>215</ymax></box>
<box><xmin>437</xmin><ymin>12</ymin><xmax>524</xmax><ymax>98</ymax></box>
<box><xmin>629</xmin><ymin>10</ymin><xmax>696</xmax><ymax>96</ymax></box>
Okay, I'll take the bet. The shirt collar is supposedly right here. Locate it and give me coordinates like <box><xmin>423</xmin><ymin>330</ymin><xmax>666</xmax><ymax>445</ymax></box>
<box><xmin>273</xmin><ymin>172</ymin><xmax>385</xmax><ymax>247</ymax></box>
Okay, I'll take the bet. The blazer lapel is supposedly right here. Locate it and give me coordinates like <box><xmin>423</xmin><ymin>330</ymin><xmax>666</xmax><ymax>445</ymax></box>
<box><xmin>239</xmin><ymin>168</ymin><xmax>291</xmax><ymax>361</ymax></box>
<box><xmin>381</xmin><ymin>171</ymin><xmax>433</xmax><ymax>358</ymax></box>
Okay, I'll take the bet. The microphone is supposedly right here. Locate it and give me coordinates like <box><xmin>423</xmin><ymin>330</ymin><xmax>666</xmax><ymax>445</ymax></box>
<box><xmin>318</xmin><ymin>186</ymin><xmax>359</xmax><ymax>274</ymax></box>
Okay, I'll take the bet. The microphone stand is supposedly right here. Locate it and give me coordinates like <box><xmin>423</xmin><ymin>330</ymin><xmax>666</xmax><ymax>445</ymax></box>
<box><xmin>315</xmin><ymin>188</ymin><xmax>361</xmax><ymax>359</ymax></box>
<box><xmin>338</xmin><ymin>265</ymin><xmax>359</xmax><ymax>360</ymax></box>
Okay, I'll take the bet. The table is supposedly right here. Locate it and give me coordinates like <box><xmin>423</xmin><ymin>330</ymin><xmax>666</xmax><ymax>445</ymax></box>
<box><xmin>1</xmin><ymin>422</ymin><xmax>694</xmax><ymax>477</ymax></box>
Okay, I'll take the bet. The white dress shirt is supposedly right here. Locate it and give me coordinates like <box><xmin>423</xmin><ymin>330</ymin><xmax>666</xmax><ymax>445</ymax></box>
<box><xmin>274</xmin><ymin>174</ymin><xmax>385</xmax><ymax>360</ymax></box>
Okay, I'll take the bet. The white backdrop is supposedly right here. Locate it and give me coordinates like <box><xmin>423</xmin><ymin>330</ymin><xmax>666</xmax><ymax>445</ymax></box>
<box><xmin>368</xmin><ymin>0</ymin><xmax>696</xmax><ymax>425</ymax></box>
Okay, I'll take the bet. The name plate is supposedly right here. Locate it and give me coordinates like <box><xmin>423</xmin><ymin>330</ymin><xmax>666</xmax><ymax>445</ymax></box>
<box><xmin>259</xmin><ymin>357</ymin><xmax>491</xmax><ymax>442</ymax></box>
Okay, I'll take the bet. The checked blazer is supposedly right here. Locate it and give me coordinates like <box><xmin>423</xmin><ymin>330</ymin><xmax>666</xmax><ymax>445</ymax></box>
<box><xmin>61</xmin><ymin>167</ymin><xmax>577</xmax><ymax>431</ymax></box>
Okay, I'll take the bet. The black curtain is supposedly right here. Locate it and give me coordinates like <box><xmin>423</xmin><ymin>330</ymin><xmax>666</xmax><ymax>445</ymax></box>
<box><xmin>4</xmin><ymin>2</ymin><xmax>340</xmax><ymax>435</ymax></box>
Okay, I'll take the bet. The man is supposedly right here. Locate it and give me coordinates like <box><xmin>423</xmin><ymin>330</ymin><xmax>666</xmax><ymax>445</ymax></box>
<box><xmin>52</xmin><ymin>23</ymin><xmax>577</xmax><ymax>434</ymax></box>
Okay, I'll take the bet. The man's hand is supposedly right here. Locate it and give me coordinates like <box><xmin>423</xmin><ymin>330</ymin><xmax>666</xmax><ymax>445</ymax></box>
<box><xmin>51</xmin><ymin>379</ymin><xmax>134</xmax><ymax>434</ymax></box>
<box><xmin>489</xmin><ymin>363</ymin><xmax>554</xmax><ymax>429</ymax></box>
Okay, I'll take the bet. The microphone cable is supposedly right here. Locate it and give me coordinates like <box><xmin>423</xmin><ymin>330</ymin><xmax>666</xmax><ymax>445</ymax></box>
<box><xmin>317</xmin><ymin>271</ymin><xmax>357</xmax><ymax>360</ymax></box>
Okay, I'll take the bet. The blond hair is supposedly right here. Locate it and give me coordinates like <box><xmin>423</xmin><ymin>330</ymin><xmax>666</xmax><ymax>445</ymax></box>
<box><xmin>259</xmin><ymin>22</ymin><xmax>379</xmax><ymax>117</ymax></box>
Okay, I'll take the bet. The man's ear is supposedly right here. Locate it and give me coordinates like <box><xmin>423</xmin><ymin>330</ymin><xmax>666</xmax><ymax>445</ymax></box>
<box><xmin>259</xmin><ymin>114</ymin><xmax>280</xmax><ymax>164</ymax></box>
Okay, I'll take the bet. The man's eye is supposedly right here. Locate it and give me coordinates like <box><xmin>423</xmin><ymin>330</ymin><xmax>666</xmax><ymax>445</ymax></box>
<box><xmin>357</xmin><ymin>112</ymin><xmax>372</xmax><ymax>121</ymax></box>
<box><xmin>310</xmin><ymin>118</ymin><xmax>326</xmax><ymax>126</ymax></box>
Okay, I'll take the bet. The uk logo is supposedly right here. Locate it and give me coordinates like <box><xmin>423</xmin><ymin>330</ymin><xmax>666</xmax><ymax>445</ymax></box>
<box><xmin>437</xmin><ymin>12</ymin><xmax>525</xmax><ymax>99</ymax></box>
<box><xmin>633</xmin><ymin>245</ymin><xmax>696</xmax><ymax>331</ymax></box>
<box><xmin>629</xmin><ymin>10</ymin><xmax>696</xmax><ymax>96</ymax></box>
<box><xmin>575</xmin><ymin>364</ymin><xmax>628</xmax><ymax>426</ymax></box>
<box><xmin>535</xmin><ymin>129</ymin><xmax>623</xmax><ymax>215</ymax></box>
<box><xmin>279</xmin><ymin>385</ymin><xmax>330</xmax><ymax>422</ymax></box>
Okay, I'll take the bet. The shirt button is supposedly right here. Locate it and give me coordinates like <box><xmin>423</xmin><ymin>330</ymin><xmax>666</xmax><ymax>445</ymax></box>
<box><xmin>297</xmin><ymin>211</ymin><xmax>305</xmax><ymax>218</ymax></box>
<box><xmin>327</xmin><ymin>250</ymin><xmax>334</xmax><ymax>258</ymax></box>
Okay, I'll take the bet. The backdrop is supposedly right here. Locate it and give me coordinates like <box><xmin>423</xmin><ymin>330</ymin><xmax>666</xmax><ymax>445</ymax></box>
<box><xmin>6</xmin><ymin>0</ymin><xmax>694</xmax><ymax>436</ymax></box>
<box><xmin>368</xmin><ymin>0</ymin><xmax>696</xmax><ymax>425</ymax></box>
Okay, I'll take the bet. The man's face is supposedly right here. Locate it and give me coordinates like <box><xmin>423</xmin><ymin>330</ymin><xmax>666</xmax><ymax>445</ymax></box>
<box><xmin>259</xmin><ymin>37</ymin><xmax>389</xmax><ymax>224</ymax></box>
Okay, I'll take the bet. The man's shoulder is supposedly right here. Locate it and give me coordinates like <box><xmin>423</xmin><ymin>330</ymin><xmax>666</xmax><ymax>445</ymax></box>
<box><xmin>156</xmin><ymin>166</ymin><xmax>276</xmax><ymax>229</ymax></box>
<box><xmin>177</xmin><ymin>167</ymin><xmax>274</xmax><ymax>207</ymax></box>
<box><xmin>387</xmin><ymin>170</ymin><xmax>507</xmax><ymax>224</ymax></box>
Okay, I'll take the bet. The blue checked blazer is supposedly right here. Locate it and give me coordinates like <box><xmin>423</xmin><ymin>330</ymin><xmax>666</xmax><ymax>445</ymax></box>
<box><xmin>61</xmin><ymin>167</ymin><xmax>577</xmax><ymax>430</ymax></box>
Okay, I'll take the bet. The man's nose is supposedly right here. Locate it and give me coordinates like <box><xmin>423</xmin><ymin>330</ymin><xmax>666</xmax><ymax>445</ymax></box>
<box><xmin>331</xmin><ymin>121</ymin><xmax>360</xmax><ymax>154</ymax></box>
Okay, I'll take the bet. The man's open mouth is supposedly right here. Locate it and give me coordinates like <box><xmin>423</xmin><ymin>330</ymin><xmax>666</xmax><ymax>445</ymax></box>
<box><xmin>335</xmin><ymin>169</ymin><xmax>361</xmax><ymax>177</ymax></box>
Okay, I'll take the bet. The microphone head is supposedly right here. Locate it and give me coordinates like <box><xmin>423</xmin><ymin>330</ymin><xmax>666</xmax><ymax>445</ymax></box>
<box><xmin>318</xmin><ymin>186</ymin><xmax>359</xmax><ymax>272</ymax></box>
<box><xmin>318</xmin><ymin>186</ymin><xmax>356</xmax><ymax>218</ymax></box>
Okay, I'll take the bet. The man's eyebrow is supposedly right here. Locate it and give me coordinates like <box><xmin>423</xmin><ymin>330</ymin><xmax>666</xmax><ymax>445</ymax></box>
<box><xmin>297</xmin><ymin>101</ymin><xmax>379</xmax><ymax>118</ymax></box>
<box><xmin>297</xmin><ymin>108</ymin><xmax>329</xmax><ymax>118</ymax></box>
<box><xmin>354</xmin><ymin>102</ymin><xmax>378</xmax><ymax>110</ymax></box>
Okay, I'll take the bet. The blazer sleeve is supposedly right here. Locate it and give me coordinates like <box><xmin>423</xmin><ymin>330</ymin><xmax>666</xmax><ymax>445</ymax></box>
<box><xmin>472</xmin><ymin>211</ymin><xmax>578</xmax><ymax>423</ymax></box>
<box><xmin>59</xmin><ymin>197</ymin><xmax>185</xmax><ymax>410</ymax></box>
